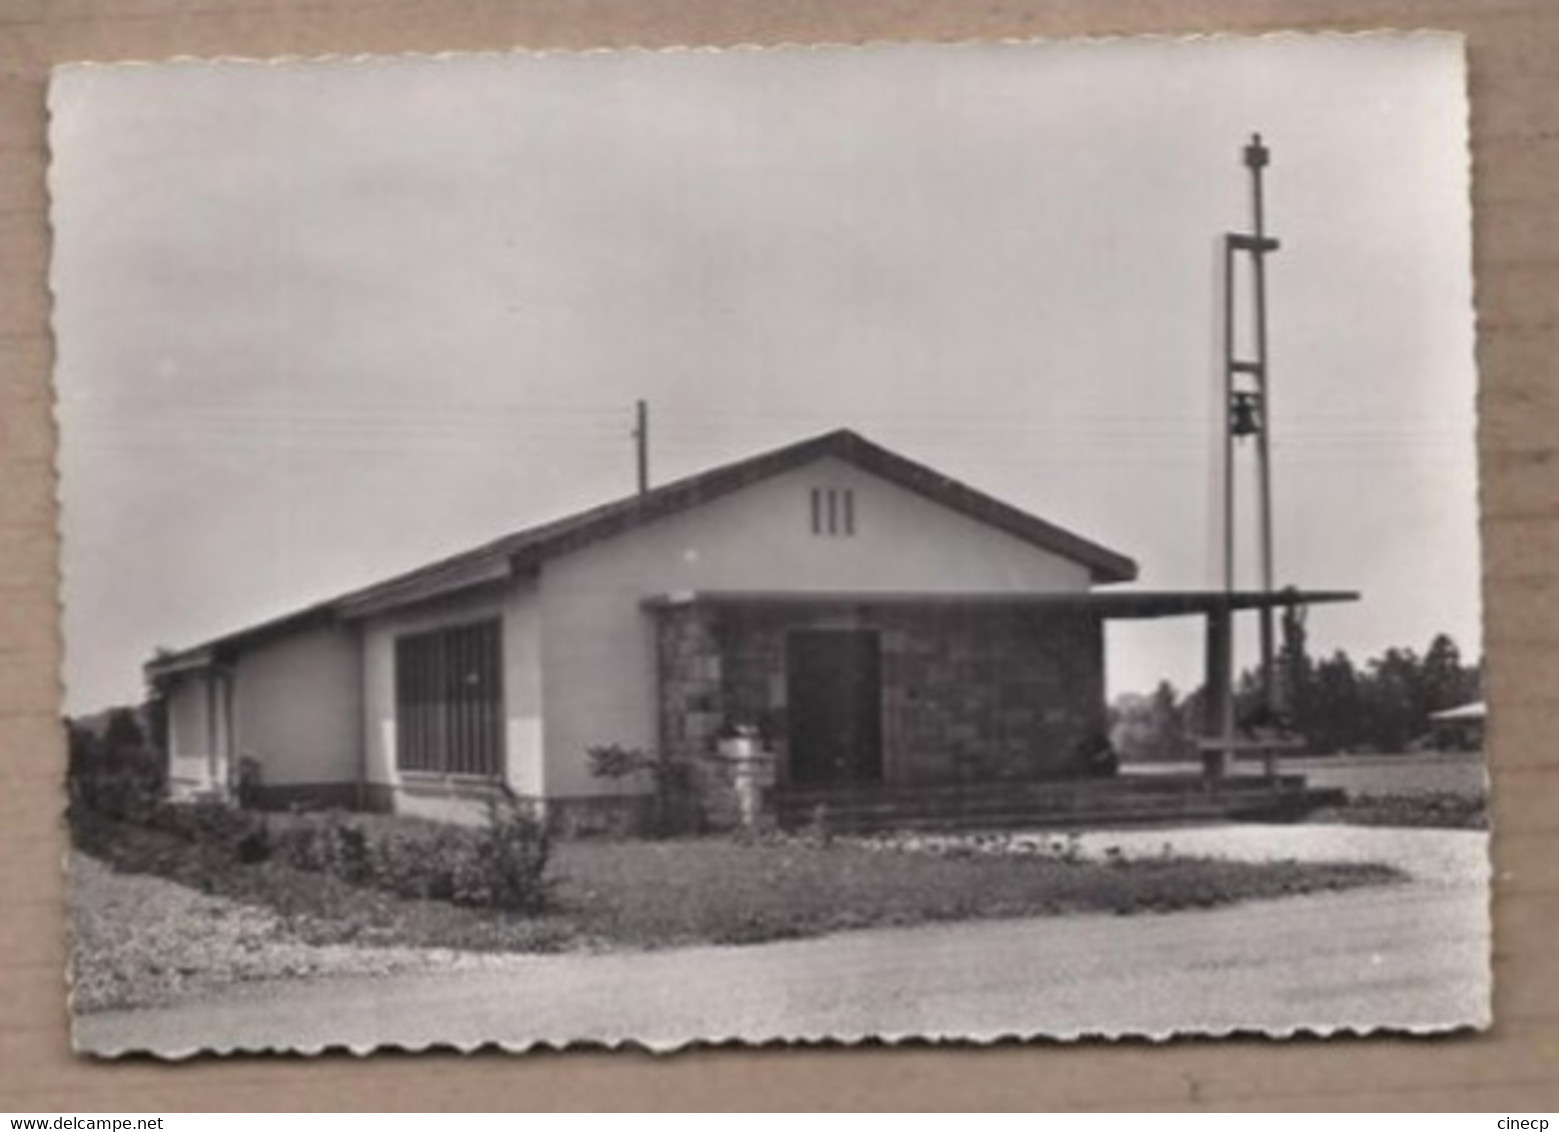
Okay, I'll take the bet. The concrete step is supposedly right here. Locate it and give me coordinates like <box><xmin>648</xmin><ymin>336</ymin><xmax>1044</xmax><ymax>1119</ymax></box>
<box><xmin>774</xmin><ymin>790</ymin><xmax>1230</xmax><ymax>823</ymax></box>
<box><xmin>772</xmin><ymin>774</ymin><xmax>1308</xmax><ymax>811</ymax></box>
<box><xmin>772</xmin><ymin>784</ymin><xmax>1344</xmax><ymax>834</ymax></box>
<box><xmin>773</xmin><ymin>780</ymin><xmax>1313</xmax><ymax>815</ymax></box>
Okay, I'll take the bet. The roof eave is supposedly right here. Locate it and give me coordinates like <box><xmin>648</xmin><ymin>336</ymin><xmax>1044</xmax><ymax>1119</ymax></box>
<box><xmin>642</xmin><ymin>588</ymin><xmax>1360</xmax><ymax>618</ymax></box>
<box><xmin>144</xmin><ymin>648</ymin><xmax>216</xmax><ymax>684</ymax></box>
<box><xmin>335</xmin><ymin>556</ymin><xmax>517</xmax><ymax>620</ymax></box>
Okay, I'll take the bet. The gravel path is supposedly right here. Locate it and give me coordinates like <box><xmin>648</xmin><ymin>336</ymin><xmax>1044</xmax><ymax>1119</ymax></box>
<box><xmin>1065</xmin><ymin>823</ymin><xmax>1489</xmax><ymax>887</ymax></box>
<box><xmin>69</xmin><ymin>855</ymin><xmax>464</xmax><ymax>1012</ymax></box>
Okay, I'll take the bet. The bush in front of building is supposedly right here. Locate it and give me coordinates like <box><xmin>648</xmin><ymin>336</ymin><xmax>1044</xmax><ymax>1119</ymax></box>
<box><xmin>1071</xmin><ymin>733</ymin><xmax>1121</xmax><ymax>779</ymax></box>
<box><xmin>586</xmin><ymin>742</ymin><xmax>703</xmax><ymax>837</ymax></box>
<box><xmin>67</xmin><ymin>702</ymin><xmax>553</xmax><ymax>912</ymax></box>
<box><xmin>65</xmin><ymin>710</ymin><xmax>166</xmax><ymax>826</ymax></box>
<box><xmin>75</xmin><ymin>783</ymin><xmax>553</xmax><ymax>913</ymax></box>
<box><xmin>457</xmin><ymin>795</ymin><xmax>554</xmax><ymax>910</ymax></box>
<box><xmin>272</xmin><ymin>810</ymin><xmax>373</xmax><ymax>883</ymax></box>
<box><xmin>267</xmin><ymin>800</ymin><xmax>553</xmax><ymax>912</ymax></box>
<box><xmin>149</xmin><ymin>797</ymin><xmax>272</xmax><ymax>863</ymax></box>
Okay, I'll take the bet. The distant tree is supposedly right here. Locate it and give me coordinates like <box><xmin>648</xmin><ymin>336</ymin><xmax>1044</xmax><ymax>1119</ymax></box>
<box><xmin>1181</xmin><ymin>632</ymin><xmax>1482</xmax><ymax>757</ymax></box>
<box><xmin>144</xmin><ymin>691</ymin><xmax>168</xmax><ymax>753</ymax></box>
<box><xmin>1279</xmin><ymin>606</ymin><xmax>1314</xmax><ymax>729</ymax></box>
<box><xmin>1305</xmin><ymin>650</ymin><xmax>1362</xmax><ymax>754</ymax></box>
<box><xmin>1110</xmin><ymin>680</ymin><xmax>1192</xmax><ymax>763</ymax></box>
<box><xmin>67</xmin><ymin>703</ymin><xmax>165</xmax><ymax>827</ymax></box>
<box><xmin>65</xmin><ymin>718</ymin><xmax>103</xmax><ymax>794</ymax></box>
<box><xmin>1108</xmin><ymin>692</ymin><xmax>1149</xmax><ymax>760</ymax></box>
<box><xmin>1422</xmin><ymin>633</ymin><xmax>1478</xmax><ymax>713</ymax></box>
<box><xmin>147</xmin><ymin>651</ymin><xmax>175</xmax><ymax>751</ymax></box>
<box><xmin>103</xmin><ymin>706</ymin><xmax>145</xmax><ymax>752</ymax></box>
<box><xmin>1383</xmin><ymin>648</ymin><xmax>1432</xmax><ymax>749</ymax></box>
<box><xmin>1149</xmin><ymin>680</ymin><xmax>1190</xmax><ymax>761</ymax></box>
<box><xmin>1232</xmin><ymin>668</ymin><xmax>1265</xmax><ymax>732</ymax></box>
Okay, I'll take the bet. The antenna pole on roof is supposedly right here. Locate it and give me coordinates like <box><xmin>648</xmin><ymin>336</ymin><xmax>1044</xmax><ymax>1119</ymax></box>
<box><xmin>632</xmin><ymin>399</ymin><xmax>649</xmax><ymax>496</ymax></box>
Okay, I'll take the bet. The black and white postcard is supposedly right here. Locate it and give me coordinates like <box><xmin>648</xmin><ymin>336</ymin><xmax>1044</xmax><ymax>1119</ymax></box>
<box><xmin>49</xmin><ymin>34</ymin><xmax>1486</xmax><ymax>1056</ymax></box>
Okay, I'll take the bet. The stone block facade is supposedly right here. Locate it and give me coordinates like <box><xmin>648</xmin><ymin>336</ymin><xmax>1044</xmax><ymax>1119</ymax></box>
<box><xmin>654</xmin><ymin>599</ymin><xmax>1107</xmax><ymax>825</ymax></box>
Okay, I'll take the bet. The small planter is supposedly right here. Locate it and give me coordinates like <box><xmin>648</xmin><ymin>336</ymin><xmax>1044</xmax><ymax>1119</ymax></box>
<box><xmin>716</xmin><ymin>730</ymin><xmax>777</xmax><ymax>832</ymax></box>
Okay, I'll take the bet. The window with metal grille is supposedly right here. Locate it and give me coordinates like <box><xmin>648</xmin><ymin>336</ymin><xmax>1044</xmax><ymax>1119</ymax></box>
<box><xmin>394</xmin><ymin>619</ymin><xmax>504</xmax><ymax>777</ymax></box>
<box><xmin>809</xmin><ymin>487</ymin><xmax>856</xmax><ymax>536</ymax></box>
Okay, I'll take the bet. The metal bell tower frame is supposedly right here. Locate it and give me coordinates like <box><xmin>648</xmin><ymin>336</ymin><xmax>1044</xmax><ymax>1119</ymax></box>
<box><xmin>1223</xmin><ymin>133</ymin><xmax>1282</xmax><ymax>719</ymax></box>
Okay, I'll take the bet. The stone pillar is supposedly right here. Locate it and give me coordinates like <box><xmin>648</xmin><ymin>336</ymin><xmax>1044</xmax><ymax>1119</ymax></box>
<box><xmin>654</xmin><ymin>604</ymin><xmax>725</xmax><ymax>832</ymax></box>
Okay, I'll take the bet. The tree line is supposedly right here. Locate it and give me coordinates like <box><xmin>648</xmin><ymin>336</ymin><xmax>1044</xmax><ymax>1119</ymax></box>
<box><xmin>1111</xmin><ymin>631</ymin><xmax>1482</xmax><ymax>761</ymax></box>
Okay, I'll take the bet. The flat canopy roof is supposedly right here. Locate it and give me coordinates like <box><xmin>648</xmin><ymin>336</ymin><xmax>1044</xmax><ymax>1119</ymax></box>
<box><xmin>1429</xmin><ymin>701</ymin><xmax>1485</xmax><ymax>722</ymax></box>
<box><xmin>643</xmin><ymin>588</ymin><xmax>1359</xmax><ymax>620</ymax></box>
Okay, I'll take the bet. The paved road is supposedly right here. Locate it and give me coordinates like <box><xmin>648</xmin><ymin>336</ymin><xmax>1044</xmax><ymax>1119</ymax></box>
<box><xmin>75</xmin><ymin>826</ymin><xmax>1489</xmax><ymax>1056</ymax></box>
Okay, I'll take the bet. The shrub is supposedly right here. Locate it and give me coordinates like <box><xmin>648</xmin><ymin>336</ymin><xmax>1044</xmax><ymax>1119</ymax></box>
<box><xmin>271</xmin><ymin>799</ymin><xmax>551</xmax><ymax>911</ymax></box>
<box><xmin>66</xmin><ymin>717</ymin><xmax>166</xmax><ymax>828</ymax></box>
<box><xmin>76</xmin><ymin>762</ymin><xmax>554</xmax><ymax>912</ymax></box>
<box><xmin>458</xmin><ymin>795</ymin><xmax>552</xmax><ymax>912</ymax></box>
<box><xmin>366</xmin><ymin>821</ymin><xmax>472</xmax><ymax>902</ymax></box>
<box><xmin>586</xmin><ymin>742</ymin><xmax>701</xmax><ymax>837</ymax></box>
<box><xmin>799</xmin><ymin>802</ymin><xmax>834</xmax><ymax>847</ymax></box>
<box><xmin>147</xmin><ymin>798</ymin><xmax>270</xmax><ymax>862</ymax></box>
<box><xmin>236</xmin><ymin>756</ymin><xmax>265</xmax><ymax>809</ymax></box>
<box><xmin>365</xmin><ymin>821</ymin><xmax>451</xmax><ymax>900</ymax></box>
<box><xmin>1068</xmin><ymin>733</ymin><xmax>1120</xmax><ymax>779</ymax></box>
<box><xmin>272</xmin><ymin>812</ymin><xmax>371</xmax><ymax>883</ymax></box>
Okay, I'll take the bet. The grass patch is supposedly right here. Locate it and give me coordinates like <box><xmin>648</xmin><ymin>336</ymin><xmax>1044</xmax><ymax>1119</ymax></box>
<box><xmin>553</xmin><ymin>837</ymin><xmax>1401</xmax><ymax>948</ymax></box>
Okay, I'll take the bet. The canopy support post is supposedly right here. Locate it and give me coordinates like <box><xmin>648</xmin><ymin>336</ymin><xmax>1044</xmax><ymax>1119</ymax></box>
<box><xmin>1201</xmin><ymin>606</ymin><xmax>1235</xmax><ymax>782</ymax></box>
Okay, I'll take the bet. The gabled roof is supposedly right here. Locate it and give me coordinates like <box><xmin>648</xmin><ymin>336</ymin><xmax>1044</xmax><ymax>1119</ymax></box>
<box><xmin>147</xmin><ymin>428</ymin><xmax>1137</xmax><ymax>679</ymax></box>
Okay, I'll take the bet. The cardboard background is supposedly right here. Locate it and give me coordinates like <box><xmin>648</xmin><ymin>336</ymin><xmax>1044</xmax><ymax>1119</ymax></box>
<box><xmin>2</xmin><ymin>0</ymin><xmax>1555</xmax><ymax>1111</ymax></box>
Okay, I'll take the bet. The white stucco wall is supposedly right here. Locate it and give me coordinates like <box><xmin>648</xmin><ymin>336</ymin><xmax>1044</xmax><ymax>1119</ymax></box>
<box><xmin>231</xmin><ymin>623</ymin><xmax>362</xmax><ymax>788</ymax></box>
<box><xmin>537</xmin><ymin>456</ymin><xmax>1099</xmax><ymax>797</ymax></box>
<box><xmin>360</xmin><ymin>578</ymin><xmax>544</xmax><ymax>801</ymax></box>
<box><xmin>165</xmin><ymin>674</ymin><xmax>213</xmax><ymax>791</ymax></box>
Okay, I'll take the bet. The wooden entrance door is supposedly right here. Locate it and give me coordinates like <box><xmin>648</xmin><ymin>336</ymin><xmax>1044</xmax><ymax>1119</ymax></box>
<box><xmin>786</xmin><ymin>629</ymin><xmax>883</xmax><ymax>785</ymax></box>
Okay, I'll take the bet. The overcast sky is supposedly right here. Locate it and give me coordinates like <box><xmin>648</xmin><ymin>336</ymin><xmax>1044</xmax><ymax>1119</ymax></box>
<box><xmin>49</xmin><ymin>34</ymin><xmax>1478</xmax><ymax>714</ymax></box>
